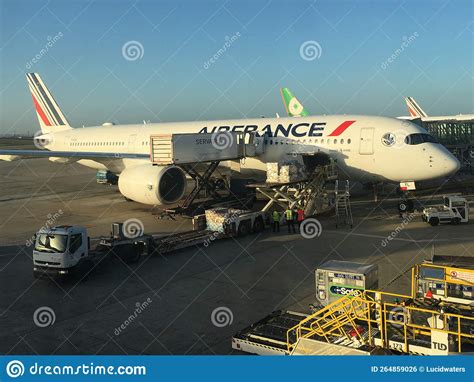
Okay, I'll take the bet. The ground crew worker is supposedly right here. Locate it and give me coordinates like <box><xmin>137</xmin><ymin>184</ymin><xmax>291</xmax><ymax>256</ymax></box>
<box><xmin>296</xmin><ymin>207</ymin><xmax>305</xmax><ymax>228</ymax></box>
<box><xmin>425</xmin><ymin>287</ymin><xmax>433</xmax><ymax>299</ymax></box>
<box><xmin>285</xmin><ymin>207</ymin><xmax>296</xmax><ymax>233</ymax></box>
<box><xmin>272</xmin><ymin>209</ymin><xmax>280</xmax><ymax>233</ymax></box>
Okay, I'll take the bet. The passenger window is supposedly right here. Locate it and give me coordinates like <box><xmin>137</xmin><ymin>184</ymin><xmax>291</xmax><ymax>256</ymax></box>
<box><xmin>348</xmin><ymin>139</ymin><xmax>351</xmax><ymax>144</ymax></box>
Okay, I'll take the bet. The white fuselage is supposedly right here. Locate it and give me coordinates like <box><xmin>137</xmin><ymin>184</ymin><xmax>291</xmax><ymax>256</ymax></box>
<box><xmin>41</xmin><ymin>115</ymin><xmax>460</xmax><ymax>184</ymax></box>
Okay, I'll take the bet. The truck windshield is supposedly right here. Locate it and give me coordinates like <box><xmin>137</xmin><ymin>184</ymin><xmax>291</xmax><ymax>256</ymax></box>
<box><xmin>34</xmin><ymin>233</ymin><xmax>68</xmax><ymax>253</ymax></box>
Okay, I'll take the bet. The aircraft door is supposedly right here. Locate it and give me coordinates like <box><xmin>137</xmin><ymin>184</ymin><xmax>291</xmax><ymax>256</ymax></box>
<box><xmin>359</xmin><ymin>128</ymin><xmax>374</xmax><ymax>155</ymax></box>
<box><xmin>127</xmin><ymin>134</ymin><xmax>137</xmax><ymax>153</ymax></box>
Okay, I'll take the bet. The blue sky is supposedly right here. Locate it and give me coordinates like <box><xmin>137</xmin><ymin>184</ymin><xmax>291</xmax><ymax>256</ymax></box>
<box><xmin>0</xmin><ymin>0</ymin><xmax>472</xmax><ymax>134</ymax></box>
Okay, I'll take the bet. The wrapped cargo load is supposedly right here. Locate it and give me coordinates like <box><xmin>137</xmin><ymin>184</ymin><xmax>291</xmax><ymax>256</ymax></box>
<box><xmin>266</xmin><ymin>161</ymin><xmax>307</xmax><ymax>183</ymax></box>
<box><xmin>205</xmin><ymin>208</ymin><xmax>247</xmax><ymax>232</ymax></box>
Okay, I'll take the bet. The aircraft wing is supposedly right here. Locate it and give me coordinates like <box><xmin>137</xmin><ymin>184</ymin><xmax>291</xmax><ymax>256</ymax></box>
<box><xmin>0</xmin><ymin>149</ymin><xmax>150</xmax><ymax>161</ymax></box>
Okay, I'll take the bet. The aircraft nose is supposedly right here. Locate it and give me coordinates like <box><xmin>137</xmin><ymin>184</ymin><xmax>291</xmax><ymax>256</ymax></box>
<box><xmin>442</xmin><ymin>155</ymin><xmax>460</xmax><ymax>176</ymax></box>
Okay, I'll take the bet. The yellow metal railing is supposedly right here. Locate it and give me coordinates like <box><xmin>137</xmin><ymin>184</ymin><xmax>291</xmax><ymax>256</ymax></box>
<box><xmin>286</xmin><ymin>289</ymin><xmax>474</xmax><ymax>354</ymax></box>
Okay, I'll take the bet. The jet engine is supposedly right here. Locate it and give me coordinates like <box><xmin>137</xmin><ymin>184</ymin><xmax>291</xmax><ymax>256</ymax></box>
<box><xmin>118</xmin><ymin>164</ymin><xmax>187</xmax><ymax>205</ymax></box>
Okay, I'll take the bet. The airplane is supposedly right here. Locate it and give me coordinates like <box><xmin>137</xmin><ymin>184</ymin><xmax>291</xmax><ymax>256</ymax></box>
<box><xmin>280</xmin><ymin>88</ymin><xmax>309</xmax><ymax>117</ymax></box>
<box><xmin>404</xmin><ymin>96</ymin><xmax>474</xmax><ymax>122</ymax></box>
<box><xmin>0</xmin><ymin>73</ymin><xmax>460</xmax><ymax>210</ymax></box>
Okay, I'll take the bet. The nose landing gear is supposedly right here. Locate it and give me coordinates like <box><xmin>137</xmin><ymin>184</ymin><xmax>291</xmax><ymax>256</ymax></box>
<box><xmin>398</xmin><ymin>197</ymin><xmax>414</xmax><ymax>215</ymax></box>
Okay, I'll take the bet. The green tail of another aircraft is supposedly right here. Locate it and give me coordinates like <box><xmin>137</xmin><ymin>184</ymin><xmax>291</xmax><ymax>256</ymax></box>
<box><xmin>280</xmin><ymin>87</ymin><xmax>310</xmax><ymax>117</ymax></box>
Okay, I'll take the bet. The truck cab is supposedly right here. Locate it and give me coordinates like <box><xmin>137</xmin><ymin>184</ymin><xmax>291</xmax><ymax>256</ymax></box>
<box><xmin>33</xmin><ymin>225</ymin><xmax>89</xmax><ymax>277</ymax></box>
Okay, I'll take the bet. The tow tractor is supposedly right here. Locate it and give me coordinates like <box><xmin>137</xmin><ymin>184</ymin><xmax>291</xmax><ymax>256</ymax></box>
<box><xmin>32</xmin><ymin>208</ymin><xmax>266</xmax><ymax>279</ymax></box>
<box><xmin>422</xmin><ymin>195</ymin><xmax>469</xmax><ymax>226</ymax></box>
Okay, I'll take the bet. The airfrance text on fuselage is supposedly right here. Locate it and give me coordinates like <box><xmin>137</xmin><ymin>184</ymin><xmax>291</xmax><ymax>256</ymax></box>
<box><xmin>198</xmin><ymin>122</ymin><xmax>325</xmax><ymax>138</ymax></box>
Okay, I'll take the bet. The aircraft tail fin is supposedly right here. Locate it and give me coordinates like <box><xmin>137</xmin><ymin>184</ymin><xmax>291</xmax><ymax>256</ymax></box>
<box><xmin>280</xmin><ymin>87</ymin><xmax>309</xmax><ymax>117</ymax></box>
<box><xmin>26</xmin><ymin>73</ymin><xmax>72</xmax><ymax>133</ymax></box>
<box><xmin>404</xmin><ymin>96</ymin><xmax>428</xmax><ymax>118</ymax></box>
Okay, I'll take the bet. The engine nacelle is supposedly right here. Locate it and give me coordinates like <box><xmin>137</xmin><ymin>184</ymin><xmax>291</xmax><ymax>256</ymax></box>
<box><xmin>118</xmin><ymin>164</ymin><xmax>187</xmax><ymax>205</ymax></box>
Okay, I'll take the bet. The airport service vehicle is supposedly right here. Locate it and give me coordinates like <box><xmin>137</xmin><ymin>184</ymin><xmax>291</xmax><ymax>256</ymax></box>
<box><xmin>422</xmin><ymin>195</ymin><xmax>469</xmax><ymax>226</ymax></box>
<box><xmin>32</xmin><ymin>223</ymin><xmax>151</xmax><ymax>278</ymax></box>
<box><xmin>232</xmin><ymin>262</ymin><xmax>474</xmax><ymax>355</ymax></box>
<box><xmin>0</xmin><ymin>73</ymin><xmax>460</xmax><ymax>211</ymax></box>
<box><xmin>32</xmin><ymin>209</ymin><xmax>265</xmax><ymax>278</ymax></box>
<box><xmin>96</xmin><ymin>170</ymin><xmax>118</xmax><ymax>185</ymax></box>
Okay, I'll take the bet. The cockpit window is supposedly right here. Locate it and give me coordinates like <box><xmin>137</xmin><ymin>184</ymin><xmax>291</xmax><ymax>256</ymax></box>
<box><xmin>405</xmin><ymin>133</ymin><xmax>438</xmax><ymax>145</ymax></box>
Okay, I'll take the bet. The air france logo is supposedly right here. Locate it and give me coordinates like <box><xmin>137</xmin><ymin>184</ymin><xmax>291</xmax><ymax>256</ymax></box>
<box><xmin>381</xmin><ymin>132</ymin><xmax>396</xmax><ymax>147</ymax></box>
<box><xmin>198</xmin><ymin>122</ymin><xmax>325</xmax><ymax>138</ymax></box>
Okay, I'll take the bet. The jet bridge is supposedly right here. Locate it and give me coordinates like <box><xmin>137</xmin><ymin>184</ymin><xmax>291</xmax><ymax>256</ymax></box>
<box><xmin>150</xmin><ymin>132</ymin><xmax>264</xmax><ymax>165</ymax></box>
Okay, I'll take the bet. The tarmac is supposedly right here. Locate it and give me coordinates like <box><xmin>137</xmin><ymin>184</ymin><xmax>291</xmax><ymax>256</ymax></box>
<box><xmin>1</xmin><ymin>153</ymin><xmax>473</xmax><ymax>355</ymax></box>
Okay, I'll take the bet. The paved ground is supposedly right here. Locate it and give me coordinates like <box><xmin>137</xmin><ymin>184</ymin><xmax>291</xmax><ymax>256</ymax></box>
<box><xmin>1</xmin><ymin>156</ymin><xmax>473</xmax><ymax>355</ymax></box>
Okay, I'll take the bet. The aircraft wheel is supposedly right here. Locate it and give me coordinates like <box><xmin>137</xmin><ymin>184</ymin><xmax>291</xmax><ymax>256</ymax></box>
<box><xmin>398</xmin><ymin>199</ymin><xmax>414</xmax><ymax>213</ymax></box>
<box><xmin>252</xmin><ymin>217</ymin><xmax>265</xmax><ymax>233</ymax></box>
<box><xmin>237</xmin><ymin>220</ymin><xmax>251</xmax><ymax>237</ymax></box>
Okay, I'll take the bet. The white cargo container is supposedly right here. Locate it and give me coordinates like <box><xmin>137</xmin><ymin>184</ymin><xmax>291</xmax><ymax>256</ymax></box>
<box><xmin>315</xmin><ymin>260</ymin><xmax>378</xmax><ymax>306</ymax></box>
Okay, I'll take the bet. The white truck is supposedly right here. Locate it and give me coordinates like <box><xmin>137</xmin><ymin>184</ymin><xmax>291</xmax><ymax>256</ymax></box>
<box><xmin>32</xmin><ymin>223</ymin><xmax>151</xmax><ymax>278</ymax></box>
<box><xmin>422</xmin><ymin>195</ymin><xmax>469</xmax><ymax>226</ymax></box>
<box><xmin>32</xmin><ymin>209</ymin><xmax>266</xmax><ymax>279</ymax></box>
